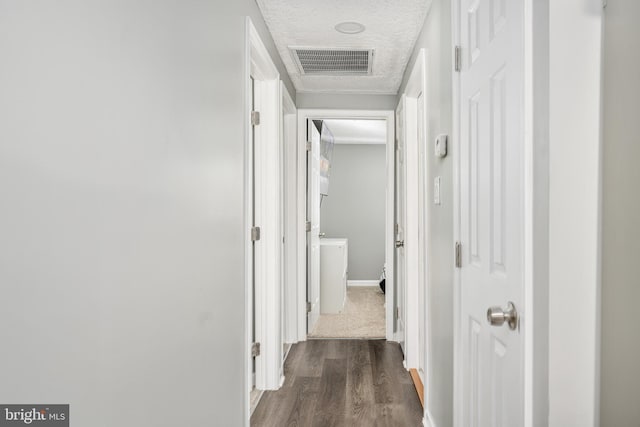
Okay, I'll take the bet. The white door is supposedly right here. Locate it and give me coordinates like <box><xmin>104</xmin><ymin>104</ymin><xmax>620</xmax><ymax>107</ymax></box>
<box><xmin>250</xmin><ymin>77</ymin><xmax>258</xmax><ymax>391</ymax></box>
<box><xmin>280</xmin><ymin>105</ymin><xmax>286</xmax><ymax>359</ymax></box>
<box><xmin>306</xmin><ymin>120</ymin><xmax>321</xmax><ymax>333</ymax></box>
<box><xmin>459</xmin><ymin>0</ymin><xmax>525</xmax><ymax>425</ymax></box>
<box><xmin>417</xmin><ymin>91</ymin><xmax>427</xmax><ymax>383</ymax></box>
<box><xmin>395</xmin><ymin>100</ymin><xmax>407</xmax><ymax>354</ymax></box>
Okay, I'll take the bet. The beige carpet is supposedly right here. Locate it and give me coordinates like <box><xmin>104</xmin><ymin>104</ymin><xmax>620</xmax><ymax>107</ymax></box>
<box><xmin>309</xmin><ymin>286</ymin><xmax>385</xmax><ymax>339</ymax></box>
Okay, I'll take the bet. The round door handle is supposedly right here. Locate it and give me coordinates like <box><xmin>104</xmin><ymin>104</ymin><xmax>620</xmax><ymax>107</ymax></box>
<box><xmin>487</xmin><ymin>301</ymin><xmax>518</xmax><ymax>330</ymax></box>
<box><xmin>395</xmin><ymin>240</ymin><xmax>404</xmax><ymax>248</ymax></box>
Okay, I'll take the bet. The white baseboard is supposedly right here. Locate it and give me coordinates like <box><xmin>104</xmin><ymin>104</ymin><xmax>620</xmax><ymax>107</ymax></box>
<box><xmin>347</xmin><ymin>280</ymin><xmax>379</xmax><ymax>287</ymax></box>
<box><xmin>249</xmin><ymin>388</ymin><xmax>264</xmax><ymax>417</ymax></box>
<box><xmin>424</xmin><ymin>410</ymin><xmax>437</xmax><ymax>427</ymax></box>
<box><xmin>283</xmin><ymin>343</ymin><xmax>293</xmax><ymax>362</ymax></box>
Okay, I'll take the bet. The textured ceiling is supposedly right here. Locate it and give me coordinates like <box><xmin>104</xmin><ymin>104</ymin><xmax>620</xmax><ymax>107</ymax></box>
<box><xmin>323</xmin><ymin>119</ymin><xmax>387</xmax><ymax>144</ymax></box>
<box><xmin>256</xmin><ymin>0</ymin><xmax>431</xmax><ymax>94</ymax></box>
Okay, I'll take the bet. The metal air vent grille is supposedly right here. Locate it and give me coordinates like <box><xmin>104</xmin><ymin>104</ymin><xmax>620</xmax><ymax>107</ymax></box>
<box><xmin>290</xmin><ymin>48</ymin><xmax>374</xmax><ymax>75</ymax></box>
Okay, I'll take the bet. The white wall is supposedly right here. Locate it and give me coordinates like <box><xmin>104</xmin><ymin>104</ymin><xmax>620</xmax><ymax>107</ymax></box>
<box><xmin>296</xmin><ymin>93</ymin><xmax>398</xmax><ymax>110</ymax></box>
<box><xmin>600</xmin><ymin>1</ymin><xmax>640</xmax><ymax>425</ymax></box>
<box><xmin>399</xmin><ymin>1</ymin><xmax>454</xmax><ymax>425</ymax></box>
<box><xmin>548</xmin><ymin>1</ymin><xmax>603</xmax><ymax>426</ymax></box>
<box><xmin>0</xmin><ymin>1</ymin><xmax>290</xmax><ymax>426</ymax></box>
<box><xmin>320</xmin><ymin>144</ymin><xmax>387</xmax><ymax>280</ymax></box>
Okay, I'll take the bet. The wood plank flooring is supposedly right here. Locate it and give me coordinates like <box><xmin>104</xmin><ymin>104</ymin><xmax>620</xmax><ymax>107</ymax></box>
<box><xmin>251</xmin><ymin>339</ymin><xmax>423</xmax><ymax>427</ymax></box>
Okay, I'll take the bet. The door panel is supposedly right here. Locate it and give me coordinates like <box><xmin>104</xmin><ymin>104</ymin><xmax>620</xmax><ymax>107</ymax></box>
<box><xmin>306</xmin><ymin>120</ymin><xmax>321</xmax><ymax>333</ymax></box>
<box><xmin>250</xmin><ymin>76</ymin><xmax>257</xmax><ymax>390</ymax></box>
<box><xmin>459</xmin><ymin>0</ymin><xmax>524</xmax><ymax>425</ymax></box>
<box><xmin>417</xmin><ymin>91</ymin><xmax>426</xmax><ymax>383</ymax></box>
<box><xmin>395</xmin><ymin>100</ymin><xmax>406</xmax><ymax>354</ymax></box>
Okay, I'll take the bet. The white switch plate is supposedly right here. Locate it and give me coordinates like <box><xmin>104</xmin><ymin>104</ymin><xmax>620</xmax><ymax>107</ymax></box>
<box><xmin>434</xmin><ymin>176</ymin><xmax>441</xmax><ymax>205</ymax></box>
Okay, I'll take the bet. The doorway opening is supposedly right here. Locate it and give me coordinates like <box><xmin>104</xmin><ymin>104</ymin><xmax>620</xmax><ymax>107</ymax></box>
<box><xmin>305</xmin><ymin>118</ymin><xmax>388</xmax><ymax>339</ymax></box>
<box><xmin>296</xmin><ymin>110</ymin><xmax>395</xmax><ymax>343</ymax></box>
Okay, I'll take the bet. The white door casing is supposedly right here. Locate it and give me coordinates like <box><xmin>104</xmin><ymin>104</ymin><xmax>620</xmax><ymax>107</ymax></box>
<box><xmin>280</xmin><ymin>86</ymin><xmax>286</xmax><ymax>364</ymax></box>
<box><xmin>402</xmin><ymin>50</ymin><xmax>428</xmax><ymax>373</ymax></box>
<box><xmin>245</xmin><ymin>17</ymin><xmax>284</xmax><ymax>425</ymax></box>
<box><xmin>281</xmin><ymin>82</ymin><xmax>297</xmax><ymax>346</ymax></box>
<box><xmin>458</xmin><ymin>0</ymin><xmax>525</xmax><ymax>425</ymax></box>
<box><xmin>395</xmin><ymin>97</ymin><xmax>407</xmax><ymax>354</ymax></box>
<box><xmin>245</xmin><ymin>21</ymin><xmax>283</xmax><ymax>413</ymax></box>
<box><xmin>306</xmin><ymin>120</ymin><xmax>321</xmax><ymax>333</ymax></box>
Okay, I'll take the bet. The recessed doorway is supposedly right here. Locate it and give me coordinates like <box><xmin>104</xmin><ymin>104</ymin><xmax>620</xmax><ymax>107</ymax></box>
<box><xmin>296</xmin><ymin>109</ymin><xmax>395</xmax><ymax>343</ymax></box>
<box><xmin>305</xmin><ymin>119</ymin><xmax>388</xmax><ymax>339</ymax></box>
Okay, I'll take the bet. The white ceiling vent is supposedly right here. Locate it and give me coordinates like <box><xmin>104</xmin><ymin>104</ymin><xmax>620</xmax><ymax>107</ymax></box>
<box><xmin>290</xmin><ymin>47</ymin><xmax>374</xmax><ymax>76</ymax></box>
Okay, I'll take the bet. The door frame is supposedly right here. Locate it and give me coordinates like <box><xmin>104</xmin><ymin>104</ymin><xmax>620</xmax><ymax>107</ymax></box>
<box><xmin>281</xmin><ymin>82</ymin><xmax>298</xmax><ymax>346</ymax></box>
<box><xmin>400</xmin><ymin>49</ymin><xmax>433</xmax><ymax>424</ymax></box>
<box><xmin>244</xmin><ymin>18</ymin><xmax>283</xmax><ymax>425</ymax></box>
<box><xmin>394</xmin><ymin>96</ymin><xmax>407</xmax><ymax>351</ymax></box>
<box><xmin>450</xmin><ymin>1</ymin><xmax>546</xmax><ymax>425</ymax></box>
<box><xmin>296</xmin><ymin>109</ymin><xmax>396</xmax><ymax>342</ymax></box>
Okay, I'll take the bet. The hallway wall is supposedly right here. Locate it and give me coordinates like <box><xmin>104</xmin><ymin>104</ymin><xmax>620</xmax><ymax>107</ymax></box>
<box><xmin>321</xmin><ymin>144</ymin><xmax>387</xmax><ymax>280</ymax></box>
<box><xmin>548</xmin><ymin>1</ymin><xmax>603</xmax><ymax>425</ymax></box>
<box><xmin>398</xmin><ymin>0</ymin><xmax>454</xmax><ymax>425</ymax></box>
<box><xmin>296</xmin><ymin>93</ymin><xmax>397</xmax><ymax>110</ymax></box>
<box><xmin>0</xmin><ymin>1</ymin><xmax>290</xmax><ymax>426</ymax></box>
<box><xmin>600</xmin><ymin>1</ymin><xmax>640</xmax><ymax>425</ymax></box>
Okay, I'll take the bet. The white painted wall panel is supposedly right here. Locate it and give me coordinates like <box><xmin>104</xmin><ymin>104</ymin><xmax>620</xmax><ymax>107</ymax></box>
<box><xmin>548</xmin><ymin>1</ymin><xmax>602</xmax><ymax>425</ymax></box>
<box><xmin>398</xmin><ymin>1</ymin><xmax>454</xmax><ymax>425</ymax></box>
<box><xmin>0</xmin><ymin>1</ymin><xmax>292</xmax><ymax>425</ymax></box>
<box><xmin>296</xmin><ymin>93</ymin><xmax>398</xmax><ymax>110</ymax></box>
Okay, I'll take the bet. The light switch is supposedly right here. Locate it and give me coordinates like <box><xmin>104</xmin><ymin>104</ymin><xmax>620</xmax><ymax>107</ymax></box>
<box><xmin>434</xmin><ymin>176</ymin><xmax>441</xmax><ymax>205</ymax></box>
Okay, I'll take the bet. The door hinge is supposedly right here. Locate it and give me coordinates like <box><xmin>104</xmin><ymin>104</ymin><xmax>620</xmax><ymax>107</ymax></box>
<box><xmin>395</xmin><ymin>223</ymin><xmax>399</xmax><ymax>235</ymax></box>
<box><xmin>307</xmin><ymin>302</ymin><xmax>312</xmax><ymax>313</ymax></box>
<box><xmin>306</xmin><ymin>141</ymin><xmax>311</xmax><ymax>152</ymax></box>
<box><xmin>395</xmin><ymin>306</ymin><xmax>400</xmax><ymax>320</ymax></box>
<box><xmin>251</xmin><ymin>111</ymin><xmax>260</xmax><ymax>126</ymax></box>
<box><xmin>251</xmin><ymin>226</ymin><xmax>261</xmax><ymax>242</ymax></box>
<box><xmin>251</xmin><ymin>342</ymin><xmax>261</xmax><ymax>357</ymax></box>
<box><xmin>455</xmin><ymin>241</ymin><xmax>462</xmax><ymax>268</ymax></box>
<box><xmin>454</xmin><ymin>46</ymin><xmax>462</xmax><ymax>72</ymax></box>
<box><xmin>305</xmin><ymin>221</ymin><xmax>311</xmax><ymax>232</ymax></box>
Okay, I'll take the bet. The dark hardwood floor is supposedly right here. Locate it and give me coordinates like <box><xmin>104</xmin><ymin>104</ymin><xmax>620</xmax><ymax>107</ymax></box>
<box><xmin>251</xmin><ymin>339</ymin><xmax>423</xmax><ymax>427</ymax></box>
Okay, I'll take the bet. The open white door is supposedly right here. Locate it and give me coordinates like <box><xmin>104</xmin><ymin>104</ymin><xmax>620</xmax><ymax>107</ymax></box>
<box><xmin>395</xmin><ymin>99</ymin><xmax>407</xmax><ymax>354</ymax></box>
<box><xmin>458</xmin><ymin>0</ymin><xmax>525</xmax><ymax>425</ymax></box>
<box><xmin>417</xmin><ymin>91</ymin><xmax>427</xmax><ymax>384</ymax></box>
<box><xmin>306</xmin><ymin>120</ymin><xmax>321</xmax><ymax>333</ymax></box>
